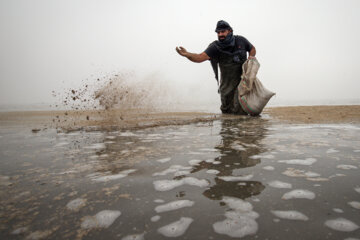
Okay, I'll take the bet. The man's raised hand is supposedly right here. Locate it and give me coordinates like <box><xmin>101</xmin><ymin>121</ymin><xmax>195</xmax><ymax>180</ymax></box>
<box><xmin>176</xmin><ymin>46</ymin><xmax>188</xmax><ymax>57</ymax></box>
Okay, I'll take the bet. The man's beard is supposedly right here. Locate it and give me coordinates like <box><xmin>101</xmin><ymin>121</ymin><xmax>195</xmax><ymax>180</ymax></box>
<box><xmin>218</xmin><ymin>36</ymin><xmax>226</xmax><ymax>42</ymax></box>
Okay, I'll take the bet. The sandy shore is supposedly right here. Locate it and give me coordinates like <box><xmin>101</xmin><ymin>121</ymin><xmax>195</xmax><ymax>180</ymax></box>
<box><xmin>1</xmin><ymin>105</ymin><xmax>359</xmax><ymax>131</ymax></box>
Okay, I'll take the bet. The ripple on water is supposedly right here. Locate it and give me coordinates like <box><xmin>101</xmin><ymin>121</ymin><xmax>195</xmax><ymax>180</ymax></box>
<box><xmin>268</xmin><ymin>180</ymin><xmax>292</xmax><ymax>189</ymax></box>
<box><xmin>282</xmin><ymin>189</ymin><xmax>315</xmax><ymax>200</ymax></box>
<box><xmin>271</xmin><ymin>210</ymin><xmax>309</xmax><ymax>221</ymax></box>
<box><xmin>81</xmin><ymin>210</ymin><xmax>121</xmax><ymax>229</ymax></box>
<box><xmin>157</xmin><ymin>217</ymin><xmax>193</xmax><ymax>237</ymax></box>
<box><xmin>324</xmin><ymin>218</ymin><xmax>359</xmax><ymax>232</ymax></box>
<box><xmin>155</xmin><ymin>200</ymin><xmax>194</xmax><ymax>213</ymax></box>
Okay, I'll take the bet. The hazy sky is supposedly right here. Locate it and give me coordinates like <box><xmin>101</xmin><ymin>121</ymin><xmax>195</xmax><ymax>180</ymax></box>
<box><xmin>1</xmin><ymin>0</ymin><xmax>360</xmax><ymax>108</ymax></box>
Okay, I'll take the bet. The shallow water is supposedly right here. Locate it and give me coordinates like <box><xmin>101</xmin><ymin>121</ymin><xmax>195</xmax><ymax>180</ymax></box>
<box><xmin>0</xmin><ymin>117</ymin><xmax>359</xmax><ymax>239</ymax></box>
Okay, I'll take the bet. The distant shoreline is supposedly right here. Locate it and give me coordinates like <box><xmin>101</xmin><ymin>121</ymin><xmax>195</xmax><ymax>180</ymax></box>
<box><xmin>0</xmin><ymin>105</ymin><xmax>359</xmax><ymax>132</ymax></box>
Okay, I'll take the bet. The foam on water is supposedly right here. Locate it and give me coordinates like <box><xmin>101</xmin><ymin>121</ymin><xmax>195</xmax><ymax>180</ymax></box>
<box><xmin>199</xmin><ymin>148</ymin><xmax>218</xmax><ymax>152</ymax></box>
<box><xmin>230</xmin><ymin>143</ymin><xmax>246</xmax><ymax>151</ymax></box>
<box><xmin>157</xmin><ymin>217</ymin><xmax>193</xmax><ymax>237</ymax></box>
<box><xmin>263</xmin><ymin>166</ymin><xmax>275</xmax><ymax>171</ymax></box>
<box><xmin>348</xmin><ymin>201</ymin><xmax>360</xmax><ymax>209</ymax></box>
<box><xmin>81</xmin><ymin>210</ymin><xmax>121</xmax><ymax>229</ymax></box>
<box><xmin>212</xmin><ymin>161</ymin><xmax>221</xmax><ymax>165</ymax></box>
<box><xmin>188</xmin><ymin>159</ymin><xmax>202</xmax><ymax>166</ymax></box>
<box><xmin>155</xmin><ymin>200</ymin><xmax>194</xmax><ymax>213</ymax></box>
<box><xmin>121</xmin><ymin>233</ymin><xmax>145</xmax><ymax>240</ymax></box>
<box><xmin>336</xmin><ymin>165</ymin><xmax>358</xmax><ymax>170</ymax></box>
<box><xmin>268</xmin><ymin>180</ymin><xmax>292</xmax><ymax>189</ymax></box>
<box><xmin>151</xmin><ymin>215</ymin><xmax>161</xmax><ymax>222</ymax></box>
<box><xmin>83</xmin><ymin>143</ymin><xmax>106</xmax><ymax>150</ymax></box>
<box><xmin>282</xmin><ymin>168</ymin><xmax>320</xmax><ymax>178</ymax></box>
<box><xmin>205</xmin><ymin>159</ymin><xmax>215</xmax><ymax>163</ymax></box>
<box><xmin>355</xmin><ymin>187</ymin><xmax>360</xmax><ymax>194</ymax></box>
<box><xmin>271</xmin><ymin>210</ymin><xmax>309</xmax><ymax>221</ymax></box>
<box><xmin>250</xmin><ymin>154</ymin><xmax>275</xmax><ymax>159</ymax></box>
<box><xmin>157</xmin><ymin>157</ymin><xmax>171</xmax><ymax>163</ymax></box>
<box><xmin>153</xmin><ymin>165</ymin><xmax>191</xmax><ymax>177</ymax></box>
<box><xmin>213</xmin><ymin>197</ymin><xmax>258</xmax><ymax>238</ymax></box>
<box><xmin>11</xmin><ymin>227</ymin><xmax>28</xmax><ymax>235</ymax></box>
<box><xmin>119</xmin><ymin>132</ymin><xmax>137</xmax><ymax>137</ymax></box>
<box><xmin>218</xmin><ymin>174</ymin><xmax>253</xmax><ymax>181</ymax></box>
<box><xmin>92</xmin><ymin>169</ymin><xmax>137</xmax><ymax>182</ymax></box>
<box><xmin>327</xmin><ymin>148</ymin><xmax>339</xmax><ymax>154</ymax></box>
<box><xmin>153</xmin><ymin>177</ymin><xmax>209</xmax><ymax>191</ymax></box>
<box><xmin>282</xmin><ymin>189</ymin><xmax>315</xmax><ymax>200</ymax></box>
<box><xmin>206</xmin><ymin>169</ymin><xmax>220</xmax><ymax>174</ymax></box>
<box><xmin>324</xmin><ymin>218</ymin><xmax>359</xmax><ymax>232</ymax></box>
<box><xmin>154</xmin><ymin>199</ymin><xmax>165</xmax><ymax>203</ymax></box>
<box><xmin>333</xmin><ymin>208</ymin><xmax>344</xmax><ymax>213</ymax></box>
<box><xmin>278</xmin><ymin>158</ymin><xmax>317</xmax><ymax>166</ymax></box>
<box><xmin>66</xmin><ymin>198</ymin><xmax>86</xmax><ymax>211</ymax></box>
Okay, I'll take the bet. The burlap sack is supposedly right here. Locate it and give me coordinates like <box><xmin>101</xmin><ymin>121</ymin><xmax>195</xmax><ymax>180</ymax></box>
<box><xmin>238</xmin><ymin>59</ymin><xmax>275</xmax><ymax>115</ymax></box>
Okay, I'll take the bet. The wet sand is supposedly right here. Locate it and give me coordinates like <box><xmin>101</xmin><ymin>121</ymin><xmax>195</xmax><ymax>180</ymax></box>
<box><xmin>1</xmin><ymin>105</ymin><xmax>359</xmax><ymax>132</ymax></box>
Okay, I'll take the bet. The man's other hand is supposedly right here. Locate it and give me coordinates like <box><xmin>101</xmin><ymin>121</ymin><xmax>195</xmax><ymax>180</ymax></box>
<box><xmin>176</xmin><ymin>46</ymin><xmax>188</xmax><ymax>57</ymax></box>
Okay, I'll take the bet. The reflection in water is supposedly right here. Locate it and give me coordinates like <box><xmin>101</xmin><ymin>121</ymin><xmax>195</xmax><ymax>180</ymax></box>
<box><xmin>198</xmin><ymin>118</ymin><xmax>268</xmax><ymax>200</ymax></box>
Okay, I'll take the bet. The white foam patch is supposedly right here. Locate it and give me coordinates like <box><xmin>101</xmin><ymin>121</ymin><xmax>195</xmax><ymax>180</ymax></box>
<box><xmin>153</xmin><ymin>177</ymin><xmax>209</xmax><ymax>191</ymax></box>
<box><xmin>152</xmin><ymin>165</ymin><xmax>191</xmax><ymax>177</ymax></box>
<box><xmin>263</xmin><ymin>166</ymin><xmax>275</xmax><ymax>171</ymax></box>
<box><xmin>55</xmin><ymin>142</ymin><xmax>69</xmax><ymax>147</ymax></box>
<box><xmin>336</xmin><ymin>165</ymin><xmax>358</xmax><ymax>170</ymax></box>
<box><xmin>333</xmin><ymin>208</ymin><xmax>344</xmax><ymax>213</ymax></box>
<box><xmin>174</xmin><ymin>170</ymin><xmax>190</xmax><ymax>177</ymax></box>
<box><xmin>157</xmin><ymin>217</ymin><xmax>193</xmax><ymax>237</ymax></box>
<box><xmin>271</xmin><ymin>210</ymin><xmax>309</xmax><ymax>221</ymax></box>
<box><xmin>205</xmin><ymin>159</ymin><xmax>215</xmax><ymax>163</ymax></box>
<box><xmin>355</xmin><ymin>187</ymin><xmax>360</xmax><ymax>193</ymax></box>
<box><xmin>199</xmin><ymin>148</ymin><xmax>218</xmax><ymax>152</ymax></box>
<box><xmin>188</xmin><ymin>159</ymin><xmax>202</xmax><ymax>166</ymax></box>
<box><xmin>250</xmin><ymin>154</ymin><xmax>275</xmax><ymax>159</ymax></box>
<box><xmin>282</xmin><ymin>189</ymin><xmax>315</xmax><ymax>200</ymax></box>
<box><xmin>84</xmin><ymin>143</ymin><xmax>106</xmax><ymax>150</ymax></box>
<box><xmin>206</xmin><ymin>169</ymin><xmax>220</xmax><ymax>174</ymax></box>
<box><xmin>121</xmin><ymin>233</ymin><xmax>144</xmax><ymax>240</ymax></box>
<box><xmin>66</xmin><ymin>198</ymin><xmax>86</xmax><ymax>211</ymax></box>
<box><xmin>119</xmin><ymin>132</ymin><xmax>137</xmax><ymax>137</ymax></box>
<box><xmin>213</xmin><ymin>197</ymin><xmax>258</xmax><ymax>238</ymax></box>
<box><xmin>212</xmin><ymin>161</ymin><xmax>221</xmax><ymax>165</ymax></box>
<box><xmin>81</xmin><ymin>210</ymin><xmax>121</xmax><ymax>229</ymax></box>
<box><xmin>155</xmin><ymin>200</ymin><xmax>194</xmax><ymax>213</ymax></box>
<box><xmin>324</xmin><ymin>218</ymin><xmax>359</xmax><ymax>232</ymax></box>
<box><xmin>354</xmin><ymin>150</ymin><xmax>360</xmax><ymax>153</ymax></box>
<box><xmin>348</xmin><ymin>201</ymin><xmax>360</xmax><ymax>209</ymax></box>
<box><xmin>151</xmin><ymin>215</ymin><xmax>161</xmax><ymax>222</ymax></box>
<box><xmin>278</xmin><ymin>158</ymin><xmax>317</xmax><ymax>166</ymax></box>
<box><xmin>230</xmin><ymin>143</ymin><xmax>246</xmax><ymax>151</ymax></box>
<box><xmin>157</xmin><ymin>157</ymin><xmax>171</xmax><ymax>163</ymax></box>
<box><xmin>282</xmin><ymin>168</ymin><xmax>320</xmax><ymax>178</ymax></box>
<box><xmin>268</xmin><ymin>180</ymin><xmax>292</xmax><ymax>189</ymax></box>
<box><xmin>218</xmin><ymin>174</ymin><xmax>253</xmax><ymax>181</ymax></box>
<box><xmin>327</xmin><ymin>148</ymin><xmax>339</xmax><ymax>154</ymax></box>
<box><xmin>92</xmin><ymin>169</ymin><xmax>137</xmax><ymax>182</ymax></box>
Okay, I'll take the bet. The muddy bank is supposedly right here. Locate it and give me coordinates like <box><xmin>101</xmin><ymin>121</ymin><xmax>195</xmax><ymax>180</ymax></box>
<box><xmin>264</xmin><ymin>105</ymin><xmax>360</xmax><ymax>124</ymax></box>
<box><xmin>1</xmin><ymin>105</ymin><xmax>359</xmax><ymax>132</ymax></box>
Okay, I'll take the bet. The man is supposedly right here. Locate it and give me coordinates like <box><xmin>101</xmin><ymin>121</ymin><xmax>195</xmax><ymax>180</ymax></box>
<box><xmin>176</xmin><ymin>20</ymin><xmax>256</xmax><ymax>115</ymax></box>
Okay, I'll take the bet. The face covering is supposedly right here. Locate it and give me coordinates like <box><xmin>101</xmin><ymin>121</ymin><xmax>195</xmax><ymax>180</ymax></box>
<box><xmin>216</xmin><ymin>32</ymin><xmax>235</xmax><ymax>49</ymax></box>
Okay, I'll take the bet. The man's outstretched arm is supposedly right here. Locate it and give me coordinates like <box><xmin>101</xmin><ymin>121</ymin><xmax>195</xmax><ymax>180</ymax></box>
<box><xmin>176</xmin><ymin>46</ymin><xmax>210</xmax><ymax>63</ymax></box>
